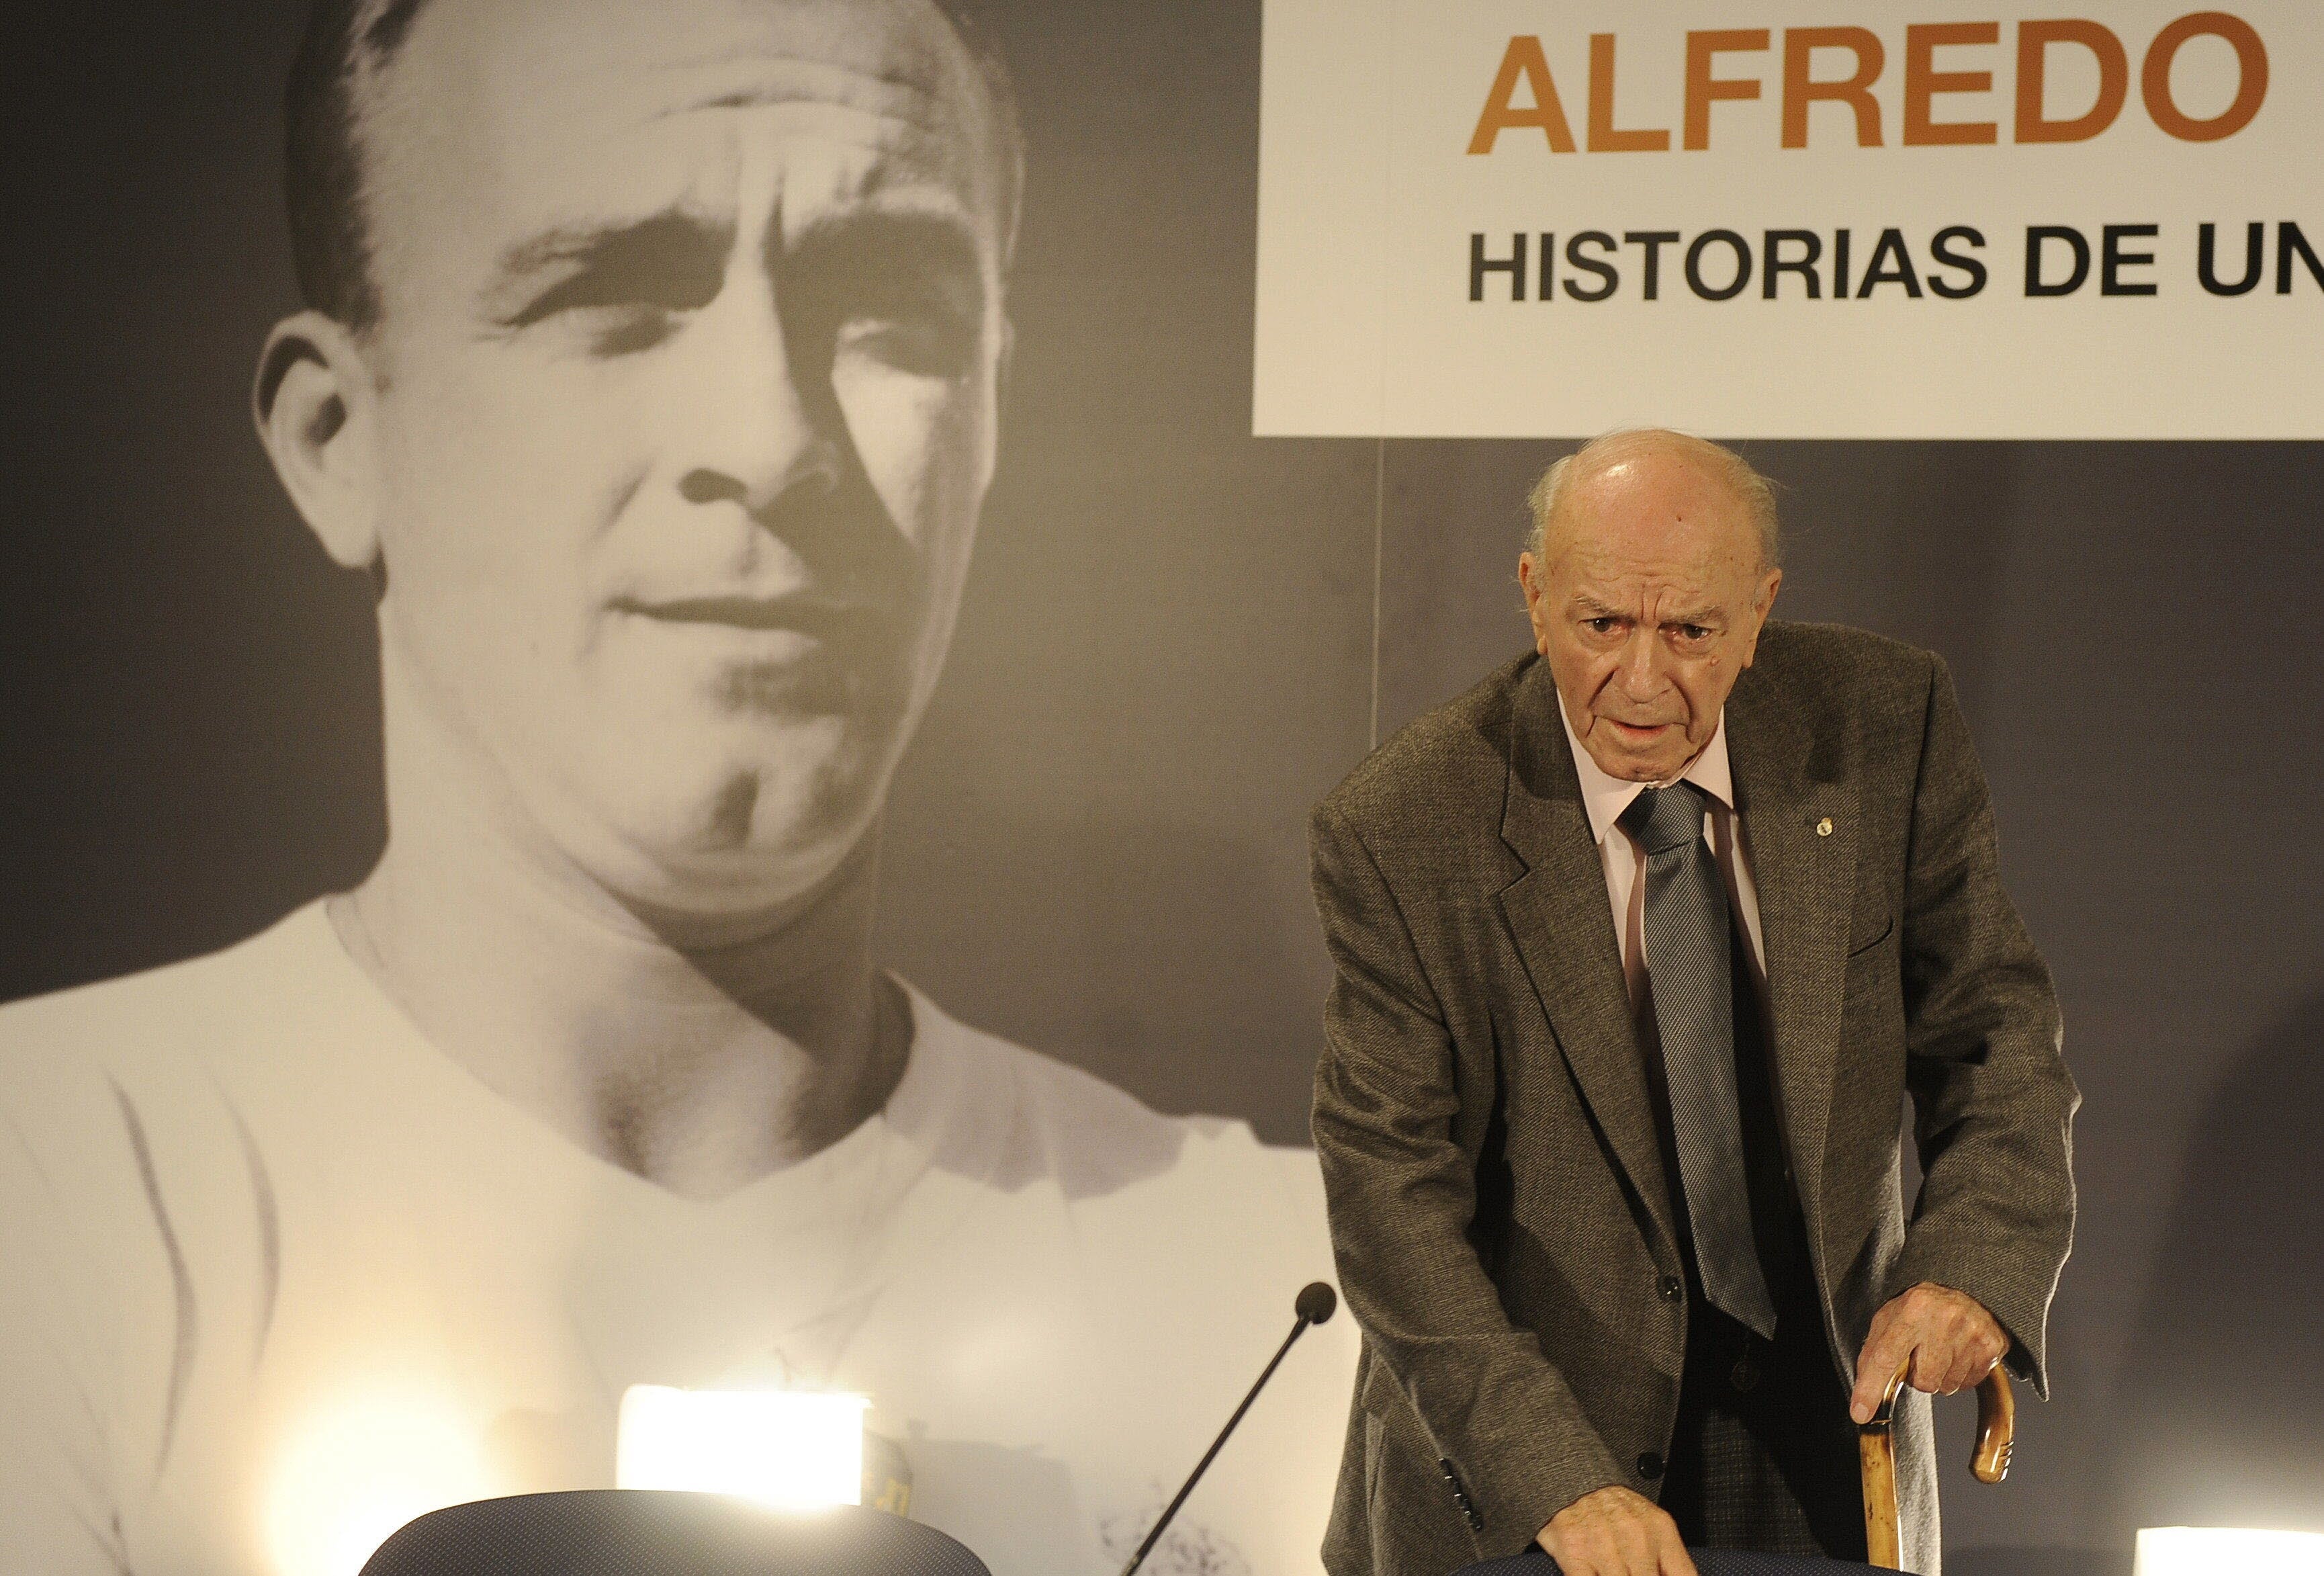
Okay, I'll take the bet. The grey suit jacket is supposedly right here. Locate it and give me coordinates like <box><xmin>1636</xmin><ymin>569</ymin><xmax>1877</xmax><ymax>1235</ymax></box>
<box><xmin>1308</xmin><ymin>623</ymin><xmax>2077</xmax><ymax>1576</ymax></box>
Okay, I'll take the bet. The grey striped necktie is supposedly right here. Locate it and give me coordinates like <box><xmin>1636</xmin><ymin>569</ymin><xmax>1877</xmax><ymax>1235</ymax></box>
<box><xmin>1619</xmin><ymin>781</ymin><xmax>1779</xmax><ymax>1340</ymax></box>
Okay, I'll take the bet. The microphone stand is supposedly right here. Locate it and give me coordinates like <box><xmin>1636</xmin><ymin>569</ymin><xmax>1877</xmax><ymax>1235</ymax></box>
<box><xmin>1118</xmin><ymin>1294</ymin><xmax>1331</xmax><ymax>1576</ymax></box>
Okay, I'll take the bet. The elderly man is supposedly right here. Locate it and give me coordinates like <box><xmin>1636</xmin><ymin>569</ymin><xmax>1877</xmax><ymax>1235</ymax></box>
<box><xmin>1309</xmin><ymin>431</ymin><xmax>2076</xmax><ymax>1576</ymax></box>
<box><xmin>0</xmin><ymin>1</ymin><xmax>1350</xmax><ymax>1573</ymax></box>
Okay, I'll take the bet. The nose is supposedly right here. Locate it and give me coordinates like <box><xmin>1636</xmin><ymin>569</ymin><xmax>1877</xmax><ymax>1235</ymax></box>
<box><xmin>672</xmin><ymin>275</ymin><xmax>843</xmax><ymax>518</ymax></box>
<box><xmin>1616</xmin><ymin>627</ymin><xmax>1665</xmax><ymax>699</ymax></box>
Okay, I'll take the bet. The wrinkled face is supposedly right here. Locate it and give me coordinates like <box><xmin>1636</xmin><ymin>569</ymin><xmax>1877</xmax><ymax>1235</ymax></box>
<box><xmin>1520</xmin><ymin>450</ymin><xmax>1780</xmax><ymax>784</ymax></box>
<box><xmin>358</xmin><ymin>0</ymin><xmax>1009</xmax><ymax>912</ymax></box>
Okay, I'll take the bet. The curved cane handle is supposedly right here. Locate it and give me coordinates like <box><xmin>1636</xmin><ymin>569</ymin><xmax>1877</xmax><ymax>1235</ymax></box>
<box><xmin>1869</xmin><ymin>1356</ymin><xmax>2015</xmax><ymax>1481</ymax></box>
<box><xmin>1970</xmin><ymin>1364</ymin><xmax>2016</xmax><ymax>1485</ymax></box>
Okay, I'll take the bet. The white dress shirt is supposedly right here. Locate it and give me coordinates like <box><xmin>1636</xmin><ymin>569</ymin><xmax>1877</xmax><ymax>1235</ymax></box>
<box><xmin>1555</xmin><ymin>695</ymin><xmax>1770</xmax><ymax>1019</ymax></box>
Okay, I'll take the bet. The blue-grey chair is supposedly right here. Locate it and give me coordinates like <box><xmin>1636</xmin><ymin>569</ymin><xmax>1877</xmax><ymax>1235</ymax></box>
<box><xmin>357</xmin><ymin>1491</ymin><xmax>990</xmax><ymax>1576</ymax></box>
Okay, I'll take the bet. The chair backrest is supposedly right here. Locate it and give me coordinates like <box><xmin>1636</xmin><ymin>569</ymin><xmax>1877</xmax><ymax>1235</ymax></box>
<box><xmin>357</xmin><ymin>1491</ymin><xmax>992</xmax><ymax>1576</ymax></box>
<box><xmin>1460</xmin><ymin>1550</ymin><xmax>1885</xmax><ymax>1576</ymax></box>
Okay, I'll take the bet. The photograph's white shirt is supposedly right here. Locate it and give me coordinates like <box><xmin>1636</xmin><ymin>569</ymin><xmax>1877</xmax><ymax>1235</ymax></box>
<box><xmin>0</xmin><ymin>904</ymin><xmax>1354</xmax><ymax>1576</ymax></box>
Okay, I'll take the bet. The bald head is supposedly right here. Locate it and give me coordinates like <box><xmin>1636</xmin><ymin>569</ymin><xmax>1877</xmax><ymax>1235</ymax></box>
<box><xmin>1516</xmin><ymin>429</ymin><xmax>1785</xmax><ymax>783</ymax></box>
<box><xmin>1527</xmin><ymin>430</ymin><xmax>1781</xmax><ymax>576</ymax></box>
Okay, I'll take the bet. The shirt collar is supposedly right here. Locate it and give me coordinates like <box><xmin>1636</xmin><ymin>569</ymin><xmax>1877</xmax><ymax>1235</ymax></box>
<box><xmin>1556</xmin><ymin>691</ymin><xmax>1734</xmax><ymax>848</ymax></box>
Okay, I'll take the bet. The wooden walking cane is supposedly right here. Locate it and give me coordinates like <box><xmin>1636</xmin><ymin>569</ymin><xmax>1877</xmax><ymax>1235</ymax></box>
<box><xmin>1859</xmin><ymin>1356</ymin><xmax>2016</xmax><ymax>1569</ymax></box>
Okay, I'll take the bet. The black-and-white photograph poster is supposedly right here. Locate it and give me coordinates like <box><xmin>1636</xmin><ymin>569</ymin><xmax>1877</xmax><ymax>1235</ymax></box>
<box><xmin>3</xmin><ymin>4</ymin><xmax>2320</xmax><ymax>1575</ymax></box>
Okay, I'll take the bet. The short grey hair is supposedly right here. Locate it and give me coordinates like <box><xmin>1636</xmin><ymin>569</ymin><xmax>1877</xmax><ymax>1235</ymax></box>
<box><xmin>285</xmin><ymin>0</ymin><xmax>1027</xmax><ymax>335</ymax></box>
<box><xmin>1525</xmin><ymin>429</ymin><xmax>1782</xmax><ymax>571</ymax></box>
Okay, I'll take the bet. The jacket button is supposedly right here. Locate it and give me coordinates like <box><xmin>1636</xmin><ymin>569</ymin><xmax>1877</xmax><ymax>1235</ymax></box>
<box><xmin>1636</xmin><ymin>1452</ymin><xmax>1665</xmax><ymax>1480</ymax></box>
<box><xmin>1658</xmin><ymin>1276</ymin><xmax>1683</xmax><ymax>1303</ymax></box>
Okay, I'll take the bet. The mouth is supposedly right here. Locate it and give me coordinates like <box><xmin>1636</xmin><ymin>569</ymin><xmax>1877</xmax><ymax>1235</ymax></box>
<box><xmin>613</xmin><ymin>595</ymin><xmax>899</xmax><ymax>717</ymax></box>
<box><xmin>1605</xmin><ymin>719</ymin><xmax>1676</xmax><ymax>742</ymax></box>
<box><xmin>615</xmin><ymin>595</ymin><xmax>877</xmax><ymax>644</ymax></box>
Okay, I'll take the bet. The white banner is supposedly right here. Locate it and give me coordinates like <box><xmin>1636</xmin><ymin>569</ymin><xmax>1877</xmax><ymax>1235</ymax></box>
<box><xmin>1254</xmin><ymin>2</ymin><xmax>2324</xmax><ymax>437</ymax></box>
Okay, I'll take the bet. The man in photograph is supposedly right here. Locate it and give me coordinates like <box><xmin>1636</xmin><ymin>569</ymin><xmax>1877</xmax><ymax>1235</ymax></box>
<box><xmin>0</xmin><ymin>1</ymin><xmax>1350</xmax><ymax>1573</ymax></box>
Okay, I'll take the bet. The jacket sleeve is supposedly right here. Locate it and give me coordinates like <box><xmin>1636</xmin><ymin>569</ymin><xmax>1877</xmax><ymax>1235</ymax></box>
<box><xmin>1887</xmin><ymin>655</ymin><xmax>2080</xmax><ymax>1397</ymax></box>
<box><xmin>1308</xmin><ymin>800</ymin><xmax>1624</xmax><ymax>1552</ymax></box>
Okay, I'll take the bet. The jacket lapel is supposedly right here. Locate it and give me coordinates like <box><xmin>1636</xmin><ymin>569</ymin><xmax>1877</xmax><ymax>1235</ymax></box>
<box><xmin>1495</xmin><ymin>660</ymin><xmax>1677</xmax><ymax>1253</ymax></box>
<box><xmin>1726</xmin><ymin>666</ymin><xmax>1857</xmax><ymax>1238</ymax></box>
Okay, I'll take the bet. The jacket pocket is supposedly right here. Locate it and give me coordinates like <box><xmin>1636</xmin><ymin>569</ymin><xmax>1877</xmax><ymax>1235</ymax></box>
<box><xmin>1844</xmin><ymin>908</ymin><xmax>1895</xmax><ymax>957</ymax></box>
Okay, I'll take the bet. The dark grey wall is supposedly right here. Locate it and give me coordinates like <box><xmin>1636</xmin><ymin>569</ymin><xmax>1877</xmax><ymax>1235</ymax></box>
<box><xmin>5</xmin><ymin>3</ymin><xmax>2319</xmax><ymax>1571</ymax></box>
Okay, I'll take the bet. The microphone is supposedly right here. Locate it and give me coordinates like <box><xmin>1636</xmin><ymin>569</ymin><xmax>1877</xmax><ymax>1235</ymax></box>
<box><xmin>1118</xmin><ymin>1282</ymin><xmax>1339</xmax><ymax>1576</ymax></box>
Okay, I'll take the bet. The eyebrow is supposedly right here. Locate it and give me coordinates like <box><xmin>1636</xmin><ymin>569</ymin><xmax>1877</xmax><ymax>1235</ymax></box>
<box><xmin>476</xmin><ymin>198</ymin><xmax>991</xmax><ymax>319</ymax></box>
<box><xmin>779</xmin><ymin>206</ymin><xmax>989</xmax><ymax>290</ymax></box>
<box><xmin>1567</xmin><ymin>596</ymin><xmax>1726</xmax><ymax>625</ymax></box>
<box><xmin>483</xmin><ymin>209</ymin><xmax>729</xmax><ymax>308</ymax></box>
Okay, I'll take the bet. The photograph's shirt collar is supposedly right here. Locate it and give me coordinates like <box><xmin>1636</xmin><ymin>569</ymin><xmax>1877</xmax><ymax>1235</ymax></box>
<box><xmin>1556</xmin><ymin>692</ymin><xmax>1733</xmax><ymax>848</ymax></box>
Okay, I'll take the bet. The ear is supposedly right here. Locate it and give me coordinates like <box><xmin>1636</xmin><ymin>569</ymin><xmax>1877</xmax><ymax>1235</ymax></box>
<box><xmin>253</xmin><ymin>310</ymin><xmax>386</xmax><ymax>574</ymax></box>
<box><xmin>1518</xmin><ymin>552</ymin><xmax>1552</xmax><ymax>656</ymax></box>
<box><xmin>1738</xmin><ymin>566</ymin><xmax>1783</xmax><ymax>668</ymax></box>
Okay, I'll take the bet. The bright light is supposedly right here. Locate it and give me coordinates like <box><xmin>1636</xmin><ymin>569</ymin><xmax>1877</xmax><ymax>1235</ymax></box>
<box><xmin>264</xmin><ymin>1388</ymin><xmax>492</xmax><ymax>1576</ymax></box>
<box><xmin>2136</xmin><ymin>1528</ymin><xmax>2324</xmax><ymax>1576</ymax></box>
<box><xmin>616</xmin><ymin>1387</ymin><xmax>867</xmax><ymax>1509</ymax></box>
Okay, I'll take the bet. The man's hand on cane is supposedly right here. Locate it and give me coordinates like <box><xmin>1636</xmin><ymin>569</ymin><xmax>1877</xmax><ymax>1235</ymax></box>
<box><xmin>1848</xmin><ymin>1282</ymin><xmax>2010</xmax><ymax>1424</ymax></box>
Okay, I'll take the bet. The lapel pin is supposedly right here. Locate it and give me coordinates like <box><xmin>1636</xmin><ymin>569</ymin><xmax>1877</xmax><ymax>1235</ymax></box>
<box><xmin>1816</xmin><ymin>817</ymin><xmax>1834</xmax><ymax>837</ymax></box>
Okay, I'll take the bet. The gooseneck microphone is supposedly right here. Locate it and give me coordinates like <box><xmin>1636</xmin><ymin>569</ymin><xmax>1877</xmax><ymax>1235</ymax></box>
<box><xmin>1117</xmin><ymin>1282</ymin><xmax>1340</xmax><ymax>1576</ymax></box>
